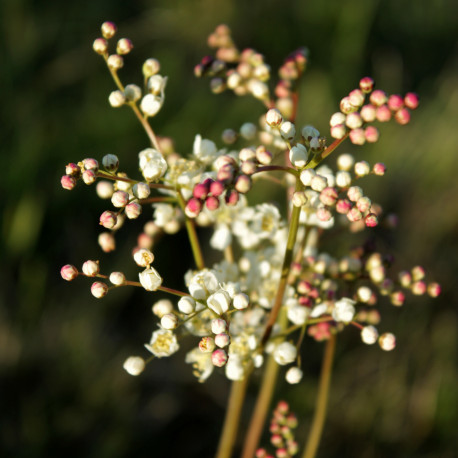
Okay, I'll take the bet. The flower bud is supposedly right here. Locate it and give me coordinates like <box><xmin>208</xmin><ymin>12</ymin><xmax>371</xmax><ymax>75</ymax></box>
<box><xmin>211</xmin><ymin>349</ymin><xmax>228</xmax><ymax>367</ymax></box>
<box><xmin>285</xmin><ymin>367</ymin><xmax>303</xmax><ymax>384</ymax></box>
<box><xmin>140</xmin><ymin>94</ymin><xmax>162</xmax><ymax>117</ymax></box>
<box><xmin>345</xmin><ymin>112</ymin><xmax>363</xmax><ymax>129</ymax></box>
<box><xmin>332</xmin><ymin>297</ymin><xmax>356</xmax><ymax>323</ymax></box>
<box><xmin>404</xmin><ymin>92</ymin><xmax>419</xmax><ymax>110</ymax></box>
<box><xmin>139</xmin><ymin>267</ymin><xmax>163</xmax><ymax>291</ymax></box>
<box><xmin>273</xmin><ymin>342</ymin><xmax>297</xmax><ymax>365</ymax></box>
<box><xmin>239</xmin><ymin>123</ymin><xmax>257</xmax><ymax>140</ymax></box>
<box><xmin>349</xmin><ymin>128</ymin><xmax>365</xmax><ymax>145</ymax></box>
<box><xmin>330</xmin><ymin>112</ymin><xmax>346</xmax><ymax>128</ymax></box>
<box><xmin>255</xmin><ymin>146</ymin><xmax>273</xmax><ymax>165</ymax></box>
<box><xmin>116</xmin><ymin>38</ymin><xmax>133</xmax><ymax>55</ymax></box>
<box><xmin>132</xmin><ymin>182</ymin><xmax>151</xmax><ymax>199</ymax></box>
<box><xmin>82</xmin><ymin>260</ymin><xmax>100</xmax><ymax>276</ymax></box>
<box><xmin>123</xmin><ymin>356</ymin><xmax>145</xmax><ymax>376</ymax></box>
<box><xmin>211</xmin><ymin>319</ymin><xmax>227</xmax><ymax>335</ymax></box>
<box><xmin>233</xmin><ymin>293</ymin><xmax>249</xmax><ymax>310</ymax></box>
<box><xmin>185</xmin><ymin>198</ymin><xmax>203</xmax><ymax>218</ymax></box>
<box><xmin>161</xmin><ymin>313</ymin><xmax>178</xmax><ymax>330</ymax></box>
<box><xmin>280</xmin><ymin>121</ymin><xmax>296</xmax><ymax>141</ymax></box>
<box><xmin>215</xmin><ymin>333</ymin><xmax>230</xmax><ymax>348</ymax></box>
<box><xmin>234</xmin><ymin>175</ymin><xmax>252</xmax><ymax>194</ymax></box>
<box><xmin>394</xmin><ymin>108</ymin><xmax>410</xmax><ymax>125</ymax></box>
<box><xmin>310</xmin><ymin>175</ymin><xmax>327</xmax><ymax>192</ymax></box>
<box><xmin>359</xmin><ymin>76</ymin><xmax>374</xmax><ymax>93</ymax></box>
<box><xmin>360</xmin><ymin>104</ymin><xmax>376</xmax><ymax>122</ymax></box>
<box><xmin>365</xmin><ymin>126</ymin><xmax>379</xmax><ymax>143</ymax></box>
<box><xmin>361</xmin><ymin>325</ymin><xmax>378</xmax><ymax>344</ymax></box>
<box><xmin>225</xmin><ymin>189</ymin><xmax>239</xmax><ymax>206</ymax></box>
<box><xmin>178</xmin><ymin>296</ymin><xmax>196</xmax><ymax>314</ymax></box>
<box><xmin>96</xmin><ymin>181</ymin><xmax>114</xmax><ymax>199</ymax></box>
<box><xmin>125</xmin><ymin>202</ymin><xmax>142</xmax><ymax>219</ymax></box>
<box><xmin>91</xmin><ymin>281</ymin><xmax>108</xmax><ymax>298</ymax></box>
<box><xmin>109</xmin><ymin>90</ymin><xmax>126</xmax><ymax>107</ymax></box>
<box><xmin>133</xmin><ymin>248</ymin><xmax>155</xmax><ymax>267</ymax></box>
<box><xmin>370</xmin><ymin>90</ymin><xmax>387</xmax><ymax>106</ymax></box>
<box><xmin>376</xmin><ymin>105</ymin><xmax>391</xmax><ymax>122</ymax></box>
<box><xmin>61</xmin><ymin>264</ymin><xmax>78</xmax><ymax>281</ymax></box>
<box><xmin>61</xmin><ymin>175</ymin><xmax>77</xmax><ymax>190</ymax></box>
<box><xmin>372</xmin><ymin>162</ymin><xmax>386</xmax><ymax>176</ymax></box>
<box><xmin>124</xmin><ymin>84</ymin><xmax>142</xmax><ymax>102</ymax></box>
<box><xmin>98</xmin><ymin>232</ymin><xmax>116</xmax><ymax>252</ymax></box>
<box><xmin>152</xmin><ymin>299</ymin><xmax>173</xmax><ymax>317</ymax></box>
<box><xmin>93</xmin><ymin>38</ymin><xmax>108</xmax><ymax>54</ymax></box>
<box><xmin>109</xmin><ymin>271</ymin><xmax>125</xmax><ymax>286</ymax></box>
<box><xmin>82</xmin><ymin>170</ymin><xmax>96</xmax><ymax>185</ymax></box>
<box><xmin>265</xmin><ymin>108</ymin><xmax>283</xmax><ymax>127</ymax></box>
<box><xmin>378</xmin><ymin>332</ymin><xmax>396</xmax><ymax>351</ymax></box>
<box><xmin>289</xmin><ymin>144</ymin><xmax>308</xmax><ymax>168</ymax></box>
<box><xmin>101</xmin><ymin>21</ymin><xmax>117</xmax><ymax>39</ymax></box>
<box><xmin>388</xmin><ymin>94</ymin><xmax>404</xmax><ymax>112</ymax></box>
<box><xmin>111</xmin><ymin>190</ymin><xmax>129</xmax><ymax>208</ymax></box>
<box><xmin>102</xmin><ymin>154</ymin><xmax>119</xmax><ymax>172</ymax></box>
<box><xmin>292</xmin><ymin>191</ymin><xmax>307</xmax><ymax>207</ymax></box>
<box><xmin>100</xmin><ymin>210</ymin><xmax>118</xmax><ymax>229</ymax></box>
<box><xmin>143</xmin><ymin>58</ymin><xmax>161</xmax><ymax>78</ymax></box>
<box><xmin>107</xmin><ymin>54</ymin><xmax>123</xmax><ymax>70</ymax></box>
<box><xmin>348</xmin><ymin>89</ymin><xmax>365</xmax><ymax>107</ymax></box>
<box><xmin>199</xmin><ymin>337</ymin><xmax>215</xmax><ymax>353</ymax></box>
<box><xmin>330</xmin><ymin>124</ymin><xmax>346</xmax><ymax>139</ymax></box>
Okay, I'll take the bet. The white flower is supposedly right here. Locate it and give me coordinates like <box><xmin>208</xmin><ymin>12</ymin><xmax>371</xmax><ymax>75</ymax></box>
<box><xmin>285</xmin><ymin>366</ymin><xmax>303</xmax><ymax>384</ymax></box>
<box><xmin>207</xmin><ymin>290</ymin><xmax>231</xmax><ymax>315</ymax></box>
<box><xmin>147</xmin><ymin>74</ymin><xmax>167</xmax><ymax>95</ymax></box>
<box><xmin>133</xmin><ymin>248</ymin><xmax>155</xmax><ymax>267</ymax></box>
<box><xmin>123</xmin><ymin>356</ymin><xmax>145</xmax><ymax>376</ymax></box>
<box><xmin>185</xmin><ymin>347</ymin><xmax>214</xmax><ymax>382</ymax></box>
<box><xmin>210</xmin><ymin>224</ymin><xmax>232</xmax><ymax>251</ymax></box>
<box><xmin>140</xmin><ymin>94</ymin><xmax>163</xmax><ymax>117</ymax></box>
<box><xmin>287</xmin><ymin>305</ymin><xmax>309</xmax><ymax>326</ymax></box>
<box><xmin>139</xmin><ymin>267</ymin><xmax>163</xmax><ymax>291</ymax></box>
<box><xmin>188</xmin><ymin>269</ymin><xmax>220</xmax><ymax>300</ymax></box>
<box><xmin>332</xmin><ymin>297</ymin><xmax>356</xmax><ymax>323</ymax></box>
<box><xmin>300</xmin><ymin>169</ymin><xmax>316</xmax><ymax>186</ymax></box>
<box><xmin>139</xmin><ymin>148</ymin><xmax>167</xmax><ymax>182</ymax></box>
<box><xmin>145</xmin><ymin>329</ymin><xmax>179</xmax><ymax>357</ymax></box>
<box><xmin>153</xmin><ymin>203</ymin><xmax>176</xmax><ymax>227</ymax></box>
<box><xmin>273</xmin><ymin>341</ymin><xmax>297</xmax><ymax>365</ymax></box>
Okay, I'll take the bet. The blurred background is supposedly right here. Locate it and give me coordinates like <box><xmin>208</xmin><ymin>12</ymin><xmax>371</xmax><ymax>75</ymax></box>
<box><xmin>1</xmin><ymin>0</ymin><xmax>457</xmax><ymax>456</ymax></box>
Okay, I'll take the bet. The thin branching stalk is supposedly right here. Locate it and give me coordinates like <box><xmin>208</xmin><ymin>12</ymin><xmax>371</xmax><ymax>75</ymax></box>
<box><xmin>302</xmin><ymin>334</ymin><xmax>337</xmax><ymax>458</ymax></box>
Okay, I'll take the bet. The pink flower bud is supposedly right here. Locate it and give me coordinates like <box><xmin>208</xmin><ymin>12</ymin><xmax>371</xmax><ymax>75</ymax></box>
<box><xmin>100</xmin><ymin>211</ymin><xmax>118</xmax><ymax>228</ymax></box>
<box><xmin>349</xmin><ymin>128</ymin><xmax>365</xmax><ymax>145</ymax></box>
<box><xmin>116</xmin><ymin>38</ymin><xmax>133</xmax><ymax>55</ymax></box>
<box><xmin>370</xmin><ymin>89</ymin><xmax>387</xmax><ymax>106</ymax></box>
<box><xmin>234</xmin><ymin>175</ymin><xmax>252</xmax><ymax>194</ymax></box>
<box><xmin>82</xmin><ymin>169</ymin><xmax>96</xmax><ymax>185</ymax></box>
<box><xmin>91</xmin><ymin>281</ymin><xmax>108</xmax><ymax>298</ymax></box>
<box><xmin>390</xmin><ymin>291</ymin><xmax>405</xmax><ymax>306</ymax></box>
<box><xmin>210</xmin><ymin>180</ymin><xmax>225</xmax><ymax>197</ymax></box>
<box><xmin>359</xmin><ymin>76</ymin><xmax>374</xmax><ymax>93</ymax></box>
<box><xmin>61</xmin><ymin>175</ymin><xmax>77</xmax><ymax>190</ymax></box>
<box><xmin>347</xmin><ymin>186</ymin><xmax>363</xmax><ymax>202</ymax></box>
<box><xmin>404</xmin><ymin>92</ymin><xmax>419</xmax><ymax>110</ymax></box>
<box><xmin>82</xmin><ymin>158</ymin><xmax>99</xmax><ymax>172</ymax></box>
<box><xmin>241</xmin><ymin>160</ymin><xmax>257</xmax><ymax>175</ymax></box>
<box><xmin>125</xmin><ymin>202</ymin><xmax>142</xmax><ymax>219</ymax></box>
<box><xmin>388</xmin><ymin>94</ymin><xmax>404</xmax><ymax>112</ymax></box>
<box><xmin>346</xmin><ymin>112</ymin><xmax>363</xmax><ymax>129</ymax></box>
<box><xmin>211</xmin><ymin>349</ymin><xmax>228</xmax><ymax>367</ymax></box>
<box><xmin>98</xmin><ymin>232</ymin><xmax>116</xmax><ymax>252</ymax></box>
<box><xmin>394</xmin><ymin>107</ymin><xmax>410</xmax><ymax>125</ymax></box>
<box><xmin>82</xmin><ymin>260</ymin><xmax>100</xmax><ymax>276</ymax></box>
<box><xmin>93</xmin><ymin>38</ymin><xmax>108</xmax><ymax>55</ymax></box>
<box><xmin>225</xmin><ymin>189</ymin><xmax>239</xmax><ymax>206</ymax></box>
<box><xmin>319</xmin><ymin>187</ymin><xmax>338</xmax><ymax>206</ymax></box>
<box><xmin>376</xmin><ymin>105</ymin><xmax>391</xmax><ymax>122</ymax></box>
<box><xmin>365</xmin><ymin>126</ymin><xmax>379</xmax><ymax>143</ymax></box>
<box><xmin>101</xmin><ymin>21</ymin><xmax>117</xmax><ymax>39</ymax></box>
<box><xmin>217</xmin><ymin>164</ymin><xmax>235</xmax><ymax>182</ymax></box>
<box><xmin>316</xmin><ymin>207</ymin><xmax>332</xmax><ymax>222</ymax></box>
<box><xmin>356</xmin><ymin>196</ymin><xmax>371</xmax><ymax>212</ymax></box>
<box><xmin>348</xmin><ymin>89</ymin><xmax>365</xmax><ymax>107</ymax></box>
<box><xmin>427</xmin><ymin>282</ymin><xmax>441</xmax><ymax>298</ymax></box>
<box><xmin>360</xmin><ymin>104</ymin><xmax>377</xmax><ymax>122</ymax></box>
<box><xmin>412</xmin><ymin>281</ymin><xmax>426</xmax><ymax>295</ymax></box>
<box><xmin>193</xmin><ymin>182</ymin><xmax>210</xmax><ymax>199</ymax></box>
<box><xmin>372</xmin><ymin>162</ymin><xmax>386</xmax><ymax>175</ymax></box>
<box><xmin>340</xmin><ymin>96</ymin><xmax>356</xmax><ymax>114</ymax></box>
<box><xmin>336</xmin><ymin>199</ymin><xmax>352</xmax><ymax>214</ymax></box>
<box><xmin>256</xmin><ymin>146</ymin><xmax>273</xmax><ymax>165</ymax></box>
<box><xmin>205</xmin><ymin>196</ymin><xmax>220</xmax><ymax>211</ymax></box>
<box><xmin>347</xmin><ymin>207</ymin><xmax>362</xmax><ymax>222</ymax></box>
<box><xmin>111</xmin><ymin>190</ymin><xmax>130</xmax><ymax>208</ymax></box>
<box><xmin>185</xmin><ymin>197</ymin><xmax>203</xmax><ymax>218</ymax></box>
<box><xmin>65</xmin><ymin>163</ymin><xmax>80</xmax><ymax>177</ymax></box>
<box><xmin>61</xmin><ymin>264</ymin><xmax>78</xmax><ymax>281</ymax></box>
<box><xmin>265</xmin><ymin>108</ymin><xmax>283</xmax><ymax>127</ymax></box>
<box><xmin>365</xmin><ymin>213</ymin><xmax>378</xmax><ymax>227</ymax></box>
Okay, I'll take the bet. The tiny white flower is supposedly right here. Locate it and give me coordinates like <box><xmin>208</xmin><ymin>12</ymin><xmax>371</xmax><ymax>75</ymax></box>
<box><xmin>207</xmin><ymin>290</ymin><xmax>231</xmax><ymax>315</ymax></box>
<box><xmin>233</xmin><ymin>293</ymin><xmax>250</xmax><ymax>310</ymax></box>
<box><xmin>140</xmin><ymin>93</ymin><xmax>162</xmax><ymax>117</ymax></box>
<box><xmin>210</xmin><ymin>224</ymin><xmax>232</xmax><ymax>251</ymax></box>
<box><xmin>139</xmin><ymin>148</ymin><xmax>167</xmax><ymax>182</ymax></box>
<box><xmin>145</xmin><ymin>329</ymin><xmax>179</xmax><ymax>357</ymax></box>
<box><xmin>285</xmin><ymin>366</ymin><xmax>303</xmax><ymax>384</ymax></box>
<box><xmin>300</xmin><ymin>168</ymin><xmax>316</xmax><ymax>186</ymax></box>
<box><xmin>273</xmin><ymin>341</ymin><xmax>297</xmax><ymax>365</ymax></box>
<box><xmin>188</xmin><ymin>269</ymin><xmax>219</xmax><ymax>300</ymax></box>
<box><xmin>193</xmin><ymin>135</ymin><xmax>218</xmax><ymax>164</ymax></box>
<box><xmin>139</xmin><ymin>267</ymin><xmax>163</xmax><ymax>291</ymax></box>
<box><xmin>123</xmin><ymin>356</ymin><xmax>145</xmax><ymax>376</ymax></box>
<box><xmin>133</xmin><ymin>248</ymin><xmax>155</xmax><ymax>267</ymax></box>
<box><xmin>225</xmin><ymin>355</ymin><xmax>245</xmax><ymax>381</ymax></box>
<box><xmin>332</xmin><ymin>297</ymin><xmax>356</xmax><ymax>323</ymax></box>
<box><xmin>109</xmin><ymin>271</ymin><xmax>125</xmax><ymax>286</ymax></box>
<box><xmin>177</xmin><ymin>296</ymin><xmax>196</xmax><ymax>314</ymax></box>
<box><xmin>287</xmin><ymin>305</ymin><xmax>309</xmax><ymax>326</ymax></box>
<box><xmin>211</xmin><ymin>318</ymin><xmax>227</xmax><ymax>334</ymax></box>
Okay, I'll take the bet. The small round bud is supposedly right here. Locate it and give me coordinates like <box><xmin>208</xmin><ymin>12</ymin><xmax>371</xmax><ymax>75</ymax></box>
<box><xmin>292</xmin><ymin>191</ymin><xmax>307</xmax><ymax>207</ymax></box>
<box><xmin>357</xmin><ymin>286</ymin><xmax>372</xmax><ymax>303</ymax></box>
<box><xmin>330</xmin><ymin>124</ymin><xmax>347</xmax><ymax>139</ymax></box>
<box><xmin>354</xmin><ymin>161</ymin><xmax>370</xmax><ymax>177</ymax></box>
<box><xmin>255</xmin><ymin>146</ymin><xmax>273</xmax><ymax>165</ymax></box>
<box><xmin>102</xmin><ymin>154</ymin><xmax>119</xmax><ymax>173</ymax></box>
<box><xmin>330</xmin><ymin>113</ymin><xmax>346</xmax><ymax>128</ymax></box>
<box><xmin>91</xmin><ymin>281</ymin><xmax>108</xmax><ymax>298</ymax></box>
<box><xmin>412</xmin><ymin>281</ymin><xmax>426</xmax><ymax>295</ymax></box>
<box><xmin>347</xmin><ymin>207</ymin><xmax>362</xmax><ymax>222</ymax></box>
<box><xmin>82</xmin><ymin>260</ymin><xmax>100</xmax><ymax>276</ymax></box>
<box><xmin>132</xmin><ymin>182</ymin><xmax>150</xmax><ymax>199</ymax></box>
<box><xmin>404</xmin><ymin>92</ymin><xmax>419</xmax><ymax>110</ymax></box>
<box><xmin>93</xmin><ymin>38</ymin><xmax>108</xmax><ymax>55</ymax></box>
<box><xmin>376</xmin><ymin>105</ymin><xmax>391</xmax><ymax>122</ymax></box>
<box><xmin>107</xmin><ymin>54</ymin><xmax>123</xmax><ymax>70</ymax></box>
<box><xmin>360</xmin><ymin>104</ymin><xmax>377</xmax><ymax>122</ymax></box>
<box><xmin>335</xmin><ymin>170</ymin><xmax>352</xmax><ymax>188</ymax></box>
<box><xmin>233</xmin><ymin>293</ymin><xmax>249</xmax><ymax>310</ymax></box>
<box><xmin>209</xmin><ymin>180</ymin><xmax>225</xmax><ymax>197</ymax></box>
<box><xmin>211</xmin><ymin>319</ymin><xmax>227</xmax><ymax>335</ymax></box>
<box><xmin>337</xmin><ymin>153</ymin><xmax>354</xmax><ymax>171</ymax></box>
<box><xmin>152</xmin><ymin>299</ymin><xmax>173</xmax><ymax>317</ymax></box>
<box><xmin>109</xmin><ymin>271</ymin><xmax>125</xmax><ymax>286</ymax></box>
<box><xmin>239</xmin><ymin>122</ymin><xmax>257</xmax><ymax>140</ymax></box>
<box><xmin>161</xmin><ymin>313</ymin><xmax>178</xmax><ymax>330</ymax></box>
<box><xmin>235</xmin><ymin>175</ymin><xmax>252</xmax><ymax>194</ymax></box>
<box><xmin>349</xmin><ymin>128</ymin><xmax>366</xmax><ymax>145</ymax></box>
<box><xmin>285</xmin><ymin>367</ymin><xmax>303</xmax><ymax>384</ymax></box>
<box><xmin>427</xmin><ymin>282</ymin><xmax>441</xmax><ymax>298</ymax></box>
<box><xmin>280</xmin><ymin>121</ymin><xmax>296</xmax><ymax>141</ymax></box>
<box><xmin>178</xmin><ymin>296</ymin><xmax>196</xmax><ymax>314</ymax></box>
<box><xmin>345</xmin><ymin>112</ymin><xmax>363</xmax><ymax>129</ymax></box>
<box><xmin>215</xmin><ymin>333</ymin><xmax>230</xmax><ymax>348</ymax></box>
<box><xmin>123</xmin><ymin>356</ymin><xmax>145</xmax><ymax>376</ymax></box>
<box><xmin>373</xmin><ymin>162</ymin><xmax>386</xmax><ymax>175</ymax></box>
<box><xmin>61</xmin><ymin>264</ymin><xmax>78</xmax><ymax>281</ymax></box>
<box><xmin>139</xmin><ymin>267</ymin><xmax>163</xmax><ymax>292</ymax></box>
<box><xmin>111</xmin><ymin>190</ymin><xmax>129</xmax><ymax>208</ymax></box>
<box><xmin>310</xmin><ymin>175</ymin><xmax>327</xmax><ymax>192</ymax></box>
<box><xmin>365</xmin><ymin>213</ymin><xmax>378</xmax><ymax>227</ymax></box>
<box><xmin>140</xmin><ymin>94</ymin><xmax>162</xmax><ymax>117</ymax></box>
<box><xmin>82</xmin><ymin>169</ymin><xmax>96</xmax><ymax>185</ymax></box>
<box><xmin>359</xmin><ymin>77</ymin><xmax>374</xmax><ymax>93</ymax></box>
<box><xmin>211</xmin><ymin>349</ymin><xmax>228</xmax><ymax>367</ymax></box>
<box><xmin>394</xmin><ymin>108</ymin><xmax>411</xmax><ymax>125</ymax></box>
<box><xmin>82</xmin><ymin>158</ymin><xmax>99</xmax><ymax>172</ymax></box>
<box><xmin>265</xmin><ymin>108</ymin><xmax>283</xmax><ymax>127</ymax></box>
<box><xmin>320</xmin><ymin>187</ymin><xmax>338</xmax><ymax>206</ymax></box>
<box><xmin>100</xmin><ymin>210</ymin><xmax>118</xmax><ymax>229</ymax></box>
<box><xmin>124</xmin><ymin>84</ymin><xmax>142</xmax><ymax>102</ymax></box>
<box><xmin>109</xmin><ymin>90</ymin><xmax>126</xmax><ymax>107</ymax></box>
<box><xmin>96</xmin><ymin>181</ymin><xmax>114</xmax><ymax>200</ymax></box>
<box><xmin>378</xmin><ymin>332</ymin><xmax>396</xmax><ymax>351</ymax></box>
<box><xmin>370</xmin><ymin>90</ymin><xmax>387</xmax><ymax>106</ymax></box>
<box><xmin>98</xmin><ymin>232</ymin><xmax>116</xmax><ymax>252</ymax></box>
<box><xmin>205</xmin><ymin>196</ymin><xmax>220</xmax><ymax>211</ymax></box>
<box><xmin>101</xmin><ymin>21</ymin><xmax>117</xmax><ymax>39</ymax></box>
<box><xmin>125</xmin><ymin>202</ymin><xmax>142</xmax><ymax>219</ymax></box>
<box><xmin>116</xmin><ymin>38</ymin><xmax>133</xmax><ymax>55</ymax></box>
<box><xmin>143</xmin><ymin>58</ymin><xmax>161</xmax><ymax>78</ymax></box>
<box><xmin>289</xmin><ymin>144</ymin><xmax>309</xmax><ymax>168</ymax></box>
<box><xmin>222</xmin><ymin>128</ymin><xmax>237</xmax><ymax>144</ymax></box>
<box><xmin>361</xmin><ymin>325</ymin><xmax>378</xmax><ymax>344</ymax></box>
<box><xmin>365</xmin><ymin>126</ymin><xmax>379</xmax><ymax>143</ymax></box>
<box><xmin>347</xmin><ymin>186</ymin><xmax>363</xmax><ymax>202</ymax></box>
<box><xmin>388</xmin><ymin>94</ymin><xmax>404</xmax><ymax>112</ymax></box>
<box><xmin>225</xmin><ymin>189</ymin><xmax>239</xmax><ymax>206</ymax></box>
<box><xmin>185</xmin><ymin>198</ymin><xmax>203</xmax><ymax>218</ymax></box>
<box><xmin>348</xmin><ymin>89</ymin><xmax>365</xmax><ymax>107</ymax></box>
<box><xmin>199</xmin><ymin>337</ymin><xmax>215</xmax><ymax>353</ymax></box>
<box><xmin>61</xmin><ymin>175</ymin><xmax>77</xmax><ymax>190</ymax></box>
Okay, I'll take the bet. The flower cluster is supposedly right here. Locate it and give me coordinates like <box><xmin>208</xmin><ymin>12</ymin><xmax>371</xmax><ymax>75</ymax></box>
<box><xmin>60</xmin><ymin>22</ymin><xmax>440</xmax><ymax>392</ymax></box>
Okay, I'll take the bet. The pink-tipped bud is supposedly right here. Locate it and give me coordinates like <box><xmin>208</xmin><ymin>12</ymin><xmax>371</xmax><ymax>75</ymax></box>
<box><xmin>111</xmin><ymin>191</ymin><xmax>129</xmax><ymax>208</ymax></box>
<box><xmin>100</xmin><ymin>210</ymin><xmax>118</xmax><ymax>229</ymax></box>
<box><xmin>82</xmin><ymin>260</ymin><xmax>100</xmax><ymax>276</ymax></box>
<box><xmin>412</xmin><ymin>281</ymin><xmax>426</xmax><ymax>295</ymax></box>
<box><xmin>276</xmin><ymin>449</ymin><xmax>288</xmax><ymax>458</ymax></box>
<box><xmin>91</xmin><ymin>281</ymin><xmax>108</xmax><ymax>298</ymax></box>
<box><xmin>347</xmin><ymin>207</ymin><xmax>362</xmax><ymax>222</ymax></box>
<box><xmin>370</xmin><ymin>89</ymin><xmax>387</xmax><ymax>106</ymax></box>
<box><xmin>101</xmin><ymin>21</ymin><xmax>117</xmax><ymax>39</ymax></box>
<box><xmin>404</xmin><ymin>92</ymin><xmax>419</xmax><ymax>110</ymax></box>
<box><xmin>255</xmin><ymin>449</ymin><xmax>268</xmax><ymax>458</ymax></box>
<box><xmin>427</xmin><ymin>282</ymin><xmax>441</xmax><ymax>298</ymax></box>
<box><xmin>373</xmin><ymin>162</ymin><xmax>386</xmax><ymax>176</ymax></box>
<box><xmin>390</xmin><ymin>291</ymin><xmax>405</xmax><ymax>306</ymax></box>
<box><xmin>193</xmin><ymin>182</ymin><xmax>210</xmax><ymax>199</ymax></box>
<box><xmin>336</xmin><ymin>199</ymin><xmax>352</xmax><ymax>214</ymax></box>
<box><xmin>225</xmin><ymin>189</ymin><xmax>239</xmax><ymax>206</ymax></box>
<box><xmin>241</xmin><ymin>160</ymin><xmax>257</xmax><ymax>175</ymax></box>
<box><xmin>412</xmin><ymin>265</ymin><xmax>425</xmax><ymax>280</ymax></box>
<box><xmin>61</xmin><ymin>175</ymin><xmax>77</xmax><ymax>190</ymax></box>
<box><xmin>365</xmin><ymin>126</ymin><xmax>380</xmax><ymax>143</ymax></box>
<box><xmin>65</xmin><ymin>163</ymin><xmax>80</xmax><ymax>177</ymax></box>
<box><xmin>185</xmin><ymin>197</ymin><xmax>203</xmax><ymax>218</ymax></box>
<box><xmin>125</xmin><ymin>202</ymin><xmax>142</xmax><ymax>219</ymax></box>
<box><xmin>210</xmin><ymin>180</ymin><xmax>225</xmax><ymax>197</ymax></box>
<box><xmin>346</xmin><ymin>112</ymin><xmax>363</xmax><ymax>129</ymax></box>
<box><xmin>340</xmin><ymin>96</ymin><xmax>356</xmax><ymax>114</ymax></box>
<box><xmin>82</xmin><ymin>158</ymin><xmax>99</xmax><ymax>172</ymax></box>
<box><xmin>215</xmin><ymin>333</ymin><xmax>230</xmax><ymax>348</ymax></box>
<box><xmin>356</xmin><ymin>196</ymin><xmax>371</xmax><ymax>212</ymax></box>
<box><xmin>330</xmin><ymin>124</ymin><xmax>347</xmax><ymax>139</ymax></box>
<box><xmin>234</xmin><ymin>175</ymin><xmax>252</xmax><ymax>194</ymax></box>
<box><xmin>217</xmin><ymin>164</ymin><xmax>235</xmax><ymax>182</ymax></box>
<box><xmin>61</xmin><ymin>264</ymin><xmax>78</xmax><ymax>281</ymax></box>
<box><xmin>199</xmin><ymin>336</ymin><xmax>216</xmax><ymax>353</ymax></box>
<box><xmin>388</xmin><ymin>94</ymin><xmax>404</xmax><ymax>112</ymax></box>
<box><xmin>394</xmin><ymin>107</ymin><xmax>410</xmax><ymax>125</ymax></box>
<box><xmin>93</xmin><ymin>38</ymin><xmax>108</xmax><ymax>55</ymax></box>
<box><xmin>376</xmin><ymin>105</ymin><xmax>392</xmax><ymax>122</ymax></box>
<box><xmin>211</xmin><ymin>349</ymin><xmax>228</xmax><ymax>367</ymax></box>
<box><xmin>265</xmin><ymin>108</ymin><xmax>283</xmax><ymax>127</ymax></box>
<box><xmin>271</xmin><ymin>434</ymin><xmax>283</xmax><ymax>447</ymax></box>
<box><xmin>319</xmin><ymin>187</ymin><xmax>338</xmax><ymax>206</ymax></box>
<box><xmin>82</xmin><ymin>169</ymin><xmax>96</xmax><ymax>185</ymax></box>
<box><xmin>116</xmin><ymin>38</ymin><xmax>133</xmax><ymax>55</ymax></box>
<box><xmin>359</xmin><ymin>77</ymin><xmax>374</xmax><ymax>93</ymax></box>
<box><xmin>347</xmin><ymin>186</ymin><xmax>363</xmax><ymax>202</ymax></box>
<box><xmin>98</xmin><ymin>232</ymin><xmax>116</xmax><ymax>252</ymax></box>
<box><xmin>316</xmin><ymin>207</ymin><xmax>332</xmax><ymax>222</ymax></box>
<box><xmin>349</xmin><ymin>128</ymin><xmax>366</xmax><ymax>145</ymax></box>
<box><xmin>365</xmin><ymin>213</ymin><xmax>378</xmax><ymax>227</ymax></box>
<box><xmin>205</xmin><ymin>195</ymin><xmax>220</xmax><ymax>211</ymax></box>
<box><xmin>348</xmin><ymin>89</ymin><xmax>365</xmax><ymax>107</ymax></box>
<box><xmin>360</xmin><ymin>104</ymin><xmax>377</xmax><ymax>122</ymax></box>
<box><xmin>256</xmin><ymin>146</ymin><xmax>273</xmax><ymax>165</ymax></box>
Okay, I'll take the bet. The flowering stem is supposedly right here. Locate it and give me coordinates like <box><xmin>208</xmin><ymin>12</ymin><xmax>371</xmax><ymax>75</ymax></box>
<box><xmin>177</xmin><ymin>192</ymin><xmax>205</xmax><ymax>270</ymax></box>
<box><xmin>302</xmin><ymin>334</ymin><xmax>337</xmax><ymax>458</ymax></box>
<box><xmin>261</xmin><ymin>180</ymin><xmax>303</xmax><ymax>347</ymax></box>
<box><xmin>215</xmin><ymin>378</ymin><xmax>250</xmax><ymax>458</ymax></box>
<box><xmin>253</xmin><ymin>165</ymin><xmax>299</xmax><ymax>177</ymax></box>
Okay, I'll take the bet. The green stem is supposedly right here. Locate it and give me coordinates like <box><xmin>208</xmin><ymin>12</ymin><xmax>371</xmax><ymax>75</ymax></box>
<box><xmin>215</xmin><ymin>378</ymin><xmax>250</xmax><ymax>458</ymax></box>
<box><xmin>302</xmin><ymin>334</ymin><xmax>337</xmax><ymax>458</ymax></box>
<box><xmin>177</xmin><ymin>192</ymin><xmax>205</xmax><ymax>270</ymax></box>
<box><xmin>305</xmin><ymin>133</ymin><xmax>349</xmax><ymax>170</ymax></box>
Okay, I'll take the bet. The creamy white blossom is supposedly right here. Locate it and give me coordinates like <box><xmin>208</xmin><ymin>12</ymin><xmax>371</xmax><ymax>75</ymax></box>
<box><xmin>139</xmin><ymin>148</ymin><xmax>167</xmax><ymax>182</ymax></box>
<box><xmin>139</xmin><ymin>267</ymin><xmax>163</xmax><ymax>291</ymax></box>
<box><xmin>273</xmin><ymin>341</ymin><xmax>297</xmax><ymax>365</ymax></box>
<box><xmin>145</xmin><ymin>329</ymin><xmax>179</xmax><ymax>357</ymax></box>
<box><xmin>332</xmin><ymin>297</ymin><xmax>356</xmax><ymax>323</ymax></box>
<box><xmin>123</xmin><ymin>356</ymin><xmax>145</xmax><ymax>376</ymax></box>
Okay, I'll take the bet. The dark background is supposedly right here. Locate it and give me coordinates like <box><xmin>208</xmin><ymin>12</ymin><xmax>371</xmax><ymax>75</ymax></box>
<box><xmin>1</xmin><ymin>0</ymin><xmax>457</xmax><ymax>456</ymax></box>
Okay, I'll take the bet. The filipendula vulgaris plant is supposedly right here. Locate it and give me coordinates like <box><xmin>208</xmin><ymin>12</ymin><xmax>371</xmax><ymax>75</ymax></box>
<box><xmin>60</xmin><ymin>22</ymin><xmax>441</xmax><ymax>458</ymax></box>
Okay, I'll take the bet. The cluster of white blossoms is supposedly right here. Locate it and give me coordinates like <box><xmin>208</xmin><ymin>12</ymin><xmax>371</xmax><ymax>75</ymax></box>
<box><xmin>61</xmin><ymin>22</ymin><xmax>440</xmax><ymax>387</ymax></box>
